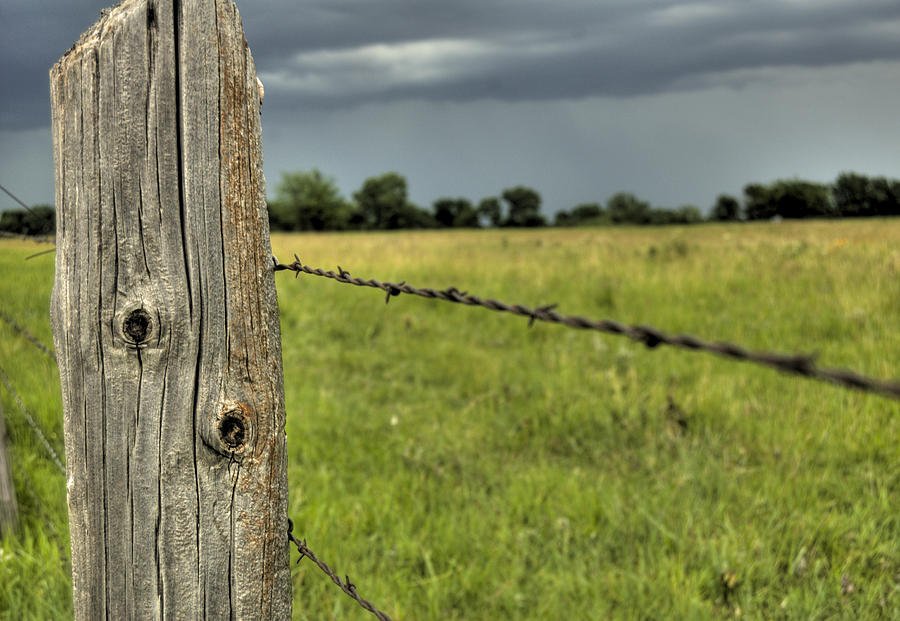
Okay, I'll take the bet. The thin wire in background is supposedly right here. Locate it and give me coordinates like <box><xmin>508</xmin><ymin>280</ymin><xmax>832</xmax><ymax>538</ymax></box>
<box><xmin>0</xmin><ymin>182</ymin><xmax>37</xmax><ymax>217</ymax></box>
<box><xmin>0</xmin><ymin>366</ymin><xmax>65</xmax><ymax>476</ymax></box>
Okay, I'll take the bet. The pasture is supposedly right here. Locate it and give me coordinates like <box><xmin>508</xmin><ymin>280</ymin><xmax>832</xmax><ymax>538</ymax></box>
<box><xmin>1</xmin><ymin>219</ymin><xmax>900</xmax><ymax>619</ymax></box>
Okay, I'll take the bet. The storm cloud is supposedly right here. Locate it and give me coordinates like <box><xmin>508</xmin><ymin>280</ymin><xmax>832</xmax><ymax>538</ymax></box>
<box><xmin>254</xmin><ymin>0</ymin><xmax>900</xmax><ymax>111</ymax></box>
<box><xmin>4</xmin><ymin>0</ymin><xmax>900</xmax><ymax>129</ymax></box>
<box><xmin>2</xmin><ymin>0</ymin><xmax>900</xmax><ymax>213</ymax></box>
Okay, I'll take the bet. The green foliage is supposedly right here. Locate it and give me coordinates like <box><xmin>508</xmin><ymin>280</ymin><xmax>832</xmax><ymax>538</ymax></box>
<box><xmin>353</xmin><ymin>172</ymin><xmax>435</xmax><ymax>230</ymax></box>
<box><xmin>710</xmin><ymin>194</ymin><xmax>740</xmax><ymax>222</ymax></box>
<box><xmin>267</xmin><ymin>169</ymin><xmax>353</xmax><ymax>232</ymax></box>
<box><xmin>398</xmin><ymin>202</ymin><xmax>438</xmax><ymax>230</ymax></box>
<box><xmin>555</xmin><ymin>203</ymin><xmax>605</xmax><ymax>227</ymax></box>
<box><xmin>646</xmin><ymin>205</ymin><xmax>703</xmax><ymax>225</ymax></box>
<box><xmin>261</xmin><ymin>168</ymin><xmax>900</xmax><ymax>232</ymax></box>
<box><xmin>5</xmin><ymin>219</ymin><xmax>900</xmax><ymax>619</ymax></box>
<box><xmin>0</xmin><ymin>206</ymin><xmax>55</xmax><ymax>236</ymax></box>
<box><xmin>743</xmin><ymin>183</ymin><xmax>778</xmax><ymax>221</ymax></box>
<box><xmin>353</xmin><ymin>172</ymin><xmax>407</xmax><ymax>230</ymax></box>
<box><xmin>476</xmin><ymin>197</ymin><xmax>503</xmax><ymax>227</ymax></box>
<box><xmin>744</xmin><ymin>179</ymin><xmax>833</xmax><ymax>220</ymax></box>
<box><xmin>773</xmin><ymin>180</ymin><xmax>833</xmax><ymax>219</ymax></box>
<box><xmin>607</xmin><ymin>192</ymin><xmax>651</xmax><ymax>224</ymax></box>
<box><xmin>433</xmin><ymin>198</ymin><xmax>480</xmax><ymax>228</ymax></box>
<box><xmin>502</xmin><ymin>186</ymin><xmax>546</xmax><ymax>227</ymax></box>
<box><xmin>268</xmin><ymin>169</ymin><xmax>353</xmax><ymax>231</ymax></box>
<box><xmin>834</xmin><ymin>172</ymin><xmax>900</xmax><ymax>217</ymax></box>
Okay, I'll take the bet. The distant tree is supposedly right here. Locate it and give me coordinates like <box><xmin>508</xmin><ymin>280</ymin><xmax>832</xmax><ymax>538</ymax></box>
<box><xmin>867</xmin><ymin>176</ymin><xmax>900</xmax><ymax>216</ymax></box>
<box><xmin>501</xmin><ymin>186</ymin><xmax>546</xmax><ymax>227</ymax></box>
<box><xmin>743</xmin><ymin>183</ymin><xmax>777</xmax><ymax>221</ymax></box>
<box><xmin>0</xmin><ymin>210</ymin><xmax>24</xmax><ymax>234</ymax></box>
<box><xmin>268</xmin><ymin>169</ymin><xmax>352</xmax><ymax>231</ymax></box>
<box><xmin>744</xmin><ymin>179</ymin><xmax>833</xmax><ymax>220</ymax></box>
<box><xmin>554</xmin><ymin>210</ymin><xmax>573</xmax><ymax>227</ymax></box>
<box><xmin>771</xmin><ymin>180</ymin><xmax>833</xmax><ymax>219</ymax></box>
<box><xmin>353</xmin><ymin>172</ymin><xmax>413</xmax><ymax>230</ymax></box>
<box><xmin>393</xmin><ymin>202</ymin><xmax>437</xmax><ymax>229</ymax></box>
<box><xmin>571</xmin><ymin>203</ymin><xmax>604</xmax><ymax>222</ymax></box>
<box><xmin>674</xmin><ymin>205</ymin><xmax>703</xmax><ymax>224</ymax></box>
<box><xmin>0</xmin><ymin>205</ymin><xmax>55</xmax><ymax>235</ymax></box>
<box><xmin>606</xmin><ymin>192</ymin><xmax>651</xmax><ymax>224</ymax></box>
<box><xmin>832</xmin><ymin>172</ymin><xmax>872</xmax><ymax>217</ymax></box>
<box><xmin>433</xmin><ymin>198</ymin><xmax>480</xmax><ymax>228</ymax></box>
<box><xmin>646</xmin><ymin>209</ymin><xmax>674</xmax><ymax>225</ymax></box>
<box><xmin>555</xmin><ymin>203</ymin><xmax>605</xmax><ymax>227</ymax></box>
<box><xmin>476</xmin><ymin>197</ymin><xmax>503</xmax><ymax>227</ymax></box>
<box><xmin>710</xmin><ymin>194</ymin><xmax>740</xmax><ymax>221</ymax></box>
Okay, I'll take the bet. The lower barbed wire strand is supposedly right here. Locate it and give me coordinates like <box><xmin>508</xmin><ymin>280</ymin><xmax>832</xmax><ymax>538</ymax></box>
<box><xmin>288</xmin><ymin>519</ymin><xmax>393</xmax><ymax>621</ymax></box>
<box><xmin>0</xmin><ymin>307</ymin><xmax>57</xmax><ymax>362</ymax></box>
<box><xmin>0</xmin><ymin>366</ymin><xmax>66</xmax><ymax>475</ymax></box>
<box><xmin>274</xmin><ymin>256</ymin><xmax>900</xmax><ymax>402</ymax></box>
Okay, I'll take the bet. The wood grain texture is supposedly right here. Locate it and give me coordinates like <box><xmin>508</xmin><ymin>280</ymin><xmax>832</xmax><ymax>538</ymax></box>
<box><xmin>0</xmin><ymin>400</ymin><xmax>17</xmax><ymax>535</ymax></box>
<box><xmin>50</xmin><ymin>1</ymin><xmax>290</xmax><ymax>618</ymax></box>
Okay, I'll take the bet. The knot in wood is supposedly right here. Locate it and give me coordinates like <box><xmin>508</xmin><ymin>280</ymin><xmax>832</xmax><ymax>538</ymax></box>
<box><xmin>217</xmin><ymin>402</ymin><xmax>251</xmax><ymax>454</ymax></box>
<box><xmin>123</xmin><ymin>309</ymin><xmax>152</xmax><ymax>344</ymax></box>
<box><xmin>117</xmin><ymin>304</ymin><xmax>156</xmax><ymax>348</ymax></box>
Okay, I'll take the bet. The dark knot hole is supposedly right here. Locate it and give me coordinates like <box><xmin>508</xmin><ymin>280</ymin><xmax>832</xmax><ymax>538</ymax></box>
<box><xmin>124</xmin><ymin>309</ymin><xmax>152</xmax><ymax>343</ymax></box>
<box><xmin>219</xmin><ymin>414</ymin><xmax>246</xmax><ymax>449</ymax></box>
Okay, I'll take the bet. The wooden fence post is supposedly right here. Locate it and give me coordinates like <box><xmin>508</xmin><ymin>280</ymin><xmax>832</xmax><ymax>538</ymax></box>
<box><xmin>0</xmin><ymin>400</ymin><xmax>17</xmax><ymax>535</ymax></box>
<box><xmin>49</xmin><ymin>0</ymin><xmax>290</xmax><ymax>618</ymax></box>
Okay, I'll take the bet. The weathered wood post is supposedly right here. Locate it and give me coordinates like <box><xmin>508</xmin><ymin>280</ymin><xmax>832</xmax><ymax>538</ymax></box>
<box><xmin>50</xmin><ymin>0</ymin><xmax>290</xmax><ymax>618</ymax></box>
<box><xmin>0</xmin><ymin>400</ymin><xmax>17</xmax><ymax>535</ymax></box>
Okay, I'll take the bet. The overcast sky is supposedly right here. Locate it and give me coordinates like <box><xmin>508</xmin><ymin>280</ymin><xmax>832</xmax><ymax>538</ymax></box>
<box><xmin>2</xmin><ymin>0</ymin><xmax>900</xmax><ymax>216</ymax></box>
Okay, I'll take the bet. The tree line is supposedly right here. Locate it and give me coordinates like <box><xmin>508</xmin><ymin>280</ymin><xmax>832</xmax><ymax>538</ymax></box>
<box><xmin>2</xmin><ymin>171</ymin><xmax>899</xmax><ymax>236</ymax></box>
<box><xmin>267</xmin><ymin>169</ymin><xmax>900</xmax><ymax>231</ymax></box>
<box><xmin>266</xmin><ymin>170</ymin><xmax>548</xmax><ymax>231</ymax></box>
<box><xmin>0</xmin><ymin>205</ymin><xmax>55</xmax><ymax>236</ymax></box>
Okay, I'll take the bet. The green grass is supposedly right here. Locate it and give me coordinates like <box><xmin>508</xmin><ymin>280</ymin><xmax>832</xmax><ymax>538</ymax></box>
<box><xmin>3</xmin><ymin>220</ymin><xmax>900</xmax><ymax>619</ymax></box>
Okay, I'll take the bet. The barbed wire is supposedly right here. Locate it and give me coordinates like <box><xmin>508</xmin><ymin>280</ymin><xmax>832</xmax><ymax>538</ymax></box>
<box><xmin>288</xmin><ymin>518</ymin><xmax>393</xmax><ymax>621</ymax></box>
<box><xmin>0</xmin><ymin>300</ymin><xmax>391</xmax><ymax>616</ymax></box>
<box><xmin>0</xmin><ymin>182</ymin><xmax>37</xmax><ymax>217</ymax></box>
<box><xmin>0</xmin><ymin>366</ymin><xmax>66</xmax><ymax>475</ymax></box>
<box><xmin>274</xmin><ymin>254</ymin><xmax>900</xmax><ymax>402</ymax></box>
<box><xmin>0</xmin><ymin>307</ymin><xmax>57</xmax><ymax>362</ymax></box>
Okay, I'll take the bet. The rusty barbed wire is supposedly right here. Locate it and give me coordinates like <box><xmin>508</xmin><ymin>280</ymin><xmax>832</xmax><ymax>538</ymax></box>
<box><xmin>274</xmin><ymin>254</ymin><xmax>900</xmax><ymax>402</ymax></box>
<box><xmin>288</xmin><ymin>518</ymin><xmax>393</xmax><ymax>621</ymax></box>
<box><xmin>0</xmin><ymin>366</ymin><xmax>66</xmax><ymax>475</ymax></box>
<box><xmin>0</xmin><ymin>307</ymin><xmax>57</xmax><ymax>362</ymax></box>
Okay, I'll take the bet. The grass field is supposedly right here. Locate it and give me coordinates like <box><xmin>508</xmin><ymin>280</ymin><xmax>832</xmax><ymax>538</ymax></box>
<box><xmin>2</xmin><ymin>219</ymin><xmax>900</xmax><ymax>619</ymax></box>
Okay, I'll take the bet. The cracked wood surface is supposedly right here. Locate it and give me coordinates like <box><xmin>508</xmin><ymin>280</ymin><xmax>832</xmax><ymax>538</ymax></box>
<box><xmin>50</xmin><ymin>1</ymin><xmax>290</xmax><ymax>618</ymax></box>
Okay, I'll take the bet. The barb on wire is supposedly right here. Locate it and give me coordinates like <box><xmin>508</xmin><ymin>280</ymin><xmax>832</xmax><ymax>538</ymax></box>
<box><xmin>0</xmin><ymin>307</ymin><xmax>57</xmax><ymax>362</ymax></box>
<box><xmin>274</xmin><ymin>255</ymin><xmax>900</xmax><ymax>402</ymax></box>
<box><xmin>288</xmin><ymin>518</ymin><xmax>393</xmax><ymax>621</ymax></box>
<box><xmin>0</xmin><ymin>367</ymin><xmax>65</xmax><ymax>475</ymax></box>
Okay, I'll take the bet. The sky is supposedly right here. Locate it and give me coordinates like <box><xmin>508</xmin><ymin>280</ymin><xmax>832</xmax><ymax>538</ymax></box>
<box><xmin>2</xmin><ymin>0</ymin><xmax>900</xmax><ymax>217</ymax></box>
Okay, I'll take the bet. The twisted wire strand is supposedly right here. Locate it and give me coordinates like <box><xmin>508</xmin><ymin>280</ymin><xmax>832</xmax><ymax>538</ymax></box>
<box><xmin>0</xmin><ymin>307</ymin><xmax>57</xmax><ymax>362</ymax></box>
<box><xmin>288</xmin><ymin>519</ymin><xmax>393</xmax><ymax>621</ymax></box>
<box><xmin>274</xmin><ymin>255</ymin><xmax>900</xmax><ymax>402</ymax></box>
<box><xmin>0</xmin><ymin>366</ymin><xmax>65</xmax><ymax>475</ymax></box>
<box><xmin>0</xmin><ymin>182</ymin><xmax>37</xmax><ymax>217</ymax></box>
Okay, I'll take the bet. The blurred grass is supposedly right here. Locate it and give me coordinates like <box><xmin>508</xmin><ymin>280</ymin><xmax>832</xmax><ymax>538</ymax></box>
<box><xmin>3</xmin><ymin>219</ymin><xmax>900</xmax><ymax>619</ymax></box>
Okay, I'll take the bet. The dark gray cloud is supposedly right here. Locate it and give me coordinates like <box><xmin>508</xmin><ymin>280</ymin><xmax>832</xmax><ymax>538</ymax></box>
<box><xmin>4</xmin><ymin>0</ymin><xmax>900</xmax><ymax>131</ymax></box>
<box><xmin>0</xmin><ymin>1</ymin><xmax>116</xmax><ymax>130</ymax></box>
<box><xmin>4</xmin><ymin>0</ymin><xmax>900</xmax><ymax>216</ymax></box>
<box><xmin>250</xmin><ymin>0</ymin><xmax>900</xmax><ymax>113</ymax></box>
